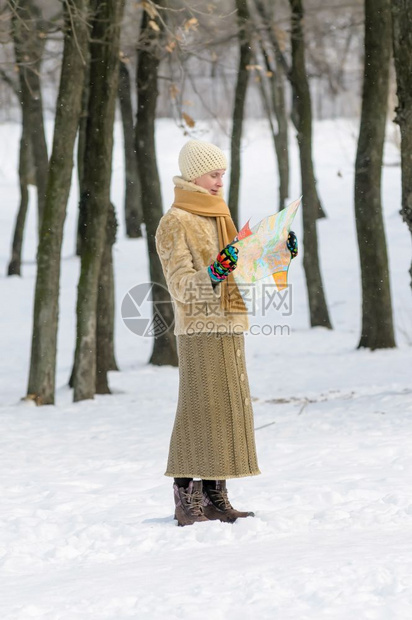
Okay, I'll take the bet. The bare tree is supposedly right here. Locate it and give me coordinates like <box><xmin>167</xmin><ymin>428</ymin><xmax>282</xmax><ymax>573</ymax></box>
<box><xmin>6</xmin><ymin>78</ymin><xmax>35</xmax><ymax>276</ymax></box>
<box><xmin>75</xmin><ymin>47</ymin><xmax>90</xmax><ymax>257</ymax></box>
<box><xmin>228</xmin><ymin>0</ymin><xmax>253</xmax><ymax>228</ymax></box>
<box><xmin>73</xmin><ymin>0</ymin><xmax>125</xmax><ymax>402</ymax></box>
<box><xmin>289</xmin><ymin>0</ymin><xmax>332</xmax><ymax>328</ymax></box>
<box><xmin>354</xmin><ymin>0</ymin><xmax>395</xmax><ymax>349</ymax></box>
<box><xmin>25</xmin><ymin>0</ymin><xmax>90</xmax><ymax>405</ymax></box>
<box><xmin>96</xmin><ymin>202</ymin><xmax>119</xmax><ymax>394</ymax></box>
<box><xmin>118</xmin><ymin>58</ymin><xmax>143</xmax><ymax>238</ymax></box>
<box><xmin>7</xmin><ymin>128</ymin><xmax>30</xmax><ymax>275</ymax></box>
<box><xmin>391</xmin><ymin>0</ymin><xmax>412</xmax><ymax>291</ymax></box>
<box><xmin>248</xmin><ymin>0</ymin><xmax>290</xmax><ymax>210</ymax></box>
<box><xmin>135</xmin><ymin>1</ymin><xmax>178</xmax><ymax>367</ymax></box>
<box><xmin>254</xmin><ymin>32</ymin><xmax>290</xmax><ymax>210</ymax></box>
<box><xmin>253</xmin><ymin>0</ymin><xmax>326</xmax><ymax>220</ymax></box>
<box><xmin>10</xmin><ymin>0</ymin><xmax>48</xmax><ymax>234</ymax></box>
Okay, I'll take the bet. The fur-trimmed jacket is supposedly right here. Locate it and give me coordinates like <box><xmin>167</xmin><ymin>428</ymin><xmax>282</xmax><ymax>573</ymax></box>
<box><xmin>155</xmin><ymin>177</ymin><xmax>249</xmax><ymax>336</ymax></box>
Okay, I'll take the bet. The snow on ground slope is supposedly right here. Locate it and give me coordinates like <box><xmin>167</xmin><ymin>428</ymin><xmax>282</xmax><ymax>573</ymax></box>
<box><xmin>0</xmin><ymin>119</ymin><xmax>412</xmax><ymax>619</ymax></box>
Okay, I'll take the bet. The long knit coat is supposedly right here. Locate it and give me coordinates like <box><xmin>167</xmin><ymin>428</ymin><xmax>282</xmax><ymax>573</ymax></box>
<box><xmin>155</xmin><ymin>179</ymin><xmax>260</xmax><ymax>480</ymax></box>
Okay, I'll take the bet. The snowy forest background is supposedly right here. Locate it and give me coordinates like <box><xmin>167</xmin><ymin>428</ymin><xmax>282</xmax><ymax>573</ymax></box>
<box><xmin>1</xmin><ymin>0</ymin><xmax>412</xmax><ymax>618</ymax></box>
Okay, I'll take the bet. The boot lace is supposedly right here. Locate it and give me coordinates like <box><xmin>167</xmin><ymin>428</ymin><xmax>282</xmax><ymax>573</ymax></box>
<box><xmin>182</xmin><ymin>488</ymin><xmax>204</xmax><ymax>517</ymax></box>
<box><xmin>210</xmin><ymin>488</ymin><xmax>232</xmax><ymax>511</ymax></box>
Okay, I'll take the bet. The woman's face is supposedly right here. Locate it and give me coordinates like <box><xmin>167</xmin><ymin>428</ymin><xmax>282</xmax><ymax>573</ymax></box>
<box><xmin>193</xmin><ymin>169</ymin><xmax>225</xmax><ymax>196</ymax></box>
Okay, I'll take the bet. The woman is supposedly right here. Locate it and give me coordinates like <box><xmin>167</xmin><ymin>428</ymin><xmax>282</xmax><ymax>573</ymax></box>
<box><xmin>155</xmin><ymin>140</ymin><xmax>297</xmax><ymax>527</ymax></box>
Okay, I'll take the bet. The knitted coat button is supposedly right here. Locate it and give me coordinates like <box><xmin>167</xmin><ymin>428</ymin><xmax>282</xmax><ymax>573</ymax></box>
<box><xmin>240</xmin><ymin>373</ymin><xmax>245</xmax><ymax>381</ymax></box>
<box><xmin>236</xmin><ymin>349</ymin><xmax>241</xmax><ymax>357</ymax></box>
<box><xmin>244</xmin><ymin>398</ymin><xmax>249</xmax><ymax>406</ymax></box>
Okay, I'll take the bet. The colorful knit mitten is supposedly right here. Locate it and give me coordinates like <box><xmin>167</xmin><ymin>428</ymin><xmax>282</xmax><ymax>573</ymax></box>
<box><xmin>287</xmin><ymin>230</ymin><xmax>298</xmax><ymax>259</ymax></box>
<box><xmin>208</xmin><ymin>244</ymin><xmax>239</xmax><ymax>283</ymax></box>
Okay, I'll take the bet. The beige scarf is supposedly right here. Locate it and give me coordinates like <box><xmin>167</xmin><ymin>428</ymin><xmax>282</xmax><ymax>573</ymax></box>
<box><xmin>172</xmin><ymin>184</ymin><xmax>247</xmax><ymax>314</ymax></box>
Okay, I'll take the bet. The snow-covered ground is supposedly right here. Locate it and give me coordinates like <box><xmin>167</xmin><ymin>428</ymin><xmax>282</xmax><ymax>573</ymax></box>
<box><xmin>1</xmin><ymin>118</ymin><xmax>412</xmax><ymax>619</ymax></box>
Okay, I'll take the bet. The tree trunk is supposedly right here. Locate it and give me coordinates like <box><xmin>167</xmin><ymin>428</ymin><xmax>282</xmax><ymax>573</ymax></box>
<box><xmin>355</xmin><ymin>0</ymin><xmax>395</xmax><ymax>349</ymax></box>
<box><xmin>76</xmin><ymin>49</ymin><xmax>91</xmax><ymax>257</ymax></box>
<box><xmin>118</xmin><ymin>60</ymin><xmax>143</xmax><ymax>238</ymax></box>
<box><xmin>73</xmin><ymin>213</ymin><xmax>119</xmax><ymax>394</ymax></box>
<box><xmin>272</xmin><ymin>54</ymin><xmax>289</xmax><ymax>210</ymax></box>
<box><xmin>73</xmin><ymin>0</ymin><xmax>125</xmax><ymax>402</ymax></box>
<box><xmin>96</xmin><ymin>202</ymin><xmax>119</xmax><ymax>394</ymax></box>
<box><xmin>255</xmin><ymin>55</ymin><xmax>279</xmax><ymax>185</ymax></box>
<box><xmin>228</xmin><ymin>0</ymin><xmax>252</xmax><ymax>229</ymax></box>
<box><xmin>11</xmin><ymin>0</ymin><xmax>48</xmax><ymax>234</ymax></box>
<box><xmin>7</xmin><ymin>118</ymin><xmax>32</xmax><ymax>276</ymax></box>
<box><xmin>135</xmin><ymin>5</ymin><xmax>178</xmax><ymax>367</ymax></box>
<box><xmin>253</xmin><ymin>0</ymin><xmax>326</xmax><ymax>219</ymax></box>
<box><xmin>25</xmin><ymin>0</ymin><xmax>90</xmax><ymax>405</ymax></box>
<box><xmin>391</xmin><ymin>0</ymin><xmax>412</xmax><ymax>291</ymax></box>
<box><xmin>259</xmin><ymin>40</ymin><xmax>289</xmax><ymax>210</ymax></box>
<box><xmin>289</xmin><ymin>0</ymin><xmax>332</xmax><ymax>329</ymax></box>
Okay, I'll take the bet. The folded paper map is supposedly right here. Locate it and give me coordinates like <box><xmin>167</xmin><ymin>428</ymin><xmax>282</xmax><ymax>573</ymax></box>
<box><xmin>232</xmin><ymin>197</ymin><xmax>301</xmax><ymax>291</ymax></box>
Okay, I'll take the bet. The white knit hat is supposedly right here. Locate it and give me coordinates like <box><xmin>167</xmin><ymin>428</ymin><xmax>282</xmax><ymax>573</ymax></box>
<box><xmin>178</xmin><ymin>140</ymin><xmax>227</xmax><ymax>181</ymax></box>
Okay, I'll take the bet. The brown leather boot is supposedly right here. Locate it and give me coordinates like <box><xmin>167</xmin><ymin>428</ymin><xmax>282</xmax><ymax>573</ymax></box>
<box><xmin>173</xmin><ymin>480</ymin><xmax>209</xmax><ymax>527</ymax></box>
<box><xmin>202</xmin><ymin>480</ymin><xmax>255</xmax><ymax>523</ymax></box>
